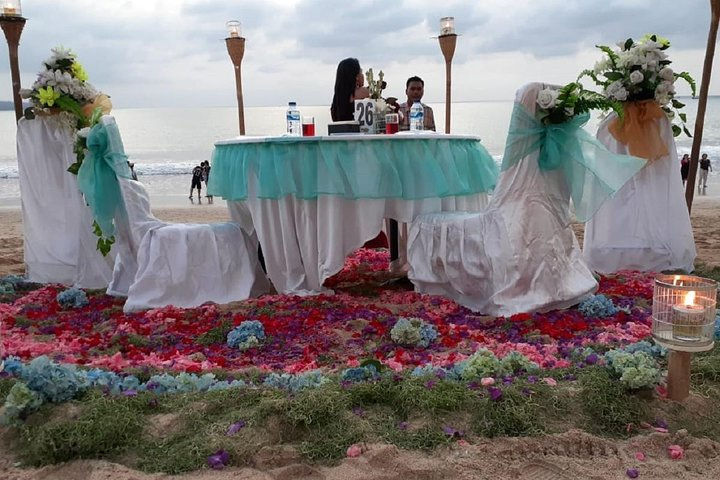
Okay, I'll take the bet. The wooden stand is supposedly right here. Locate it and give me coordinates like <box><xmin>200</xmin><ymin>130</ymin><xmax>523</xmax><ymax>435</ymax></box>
<box><xmin>438</xmin><ymin>34</ymin><xmax>456</xmax><ymax>134</ymax></box>
<box><xmin>0</xmin><ymin>15</ymin><xmax>26</xmax><ymax>123</ymax></box>
<box><xmin>667</xmin><ymin>350</ymin><xmax>692</xmax><ymax>401</ymax></box>
<box><xmin>225</xmin><ymin>36</ymin><xmax>246</xmax><ymax>135</ymax></box>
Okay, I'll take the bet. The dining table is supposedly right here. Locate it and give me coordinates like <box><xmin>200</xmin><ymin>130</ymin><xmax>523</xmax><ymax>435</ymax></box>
<box><xmin>208</xmin><ymin>132</ymin><xmax>499</xmax><ymax>295</ymax></box>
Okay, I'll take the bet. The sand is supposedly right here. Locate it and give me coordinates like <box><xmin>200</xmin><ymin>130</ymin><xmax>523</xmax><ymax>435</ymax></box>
<box><xmin>1</xmin><ymin>198</ymin><xmax>719</xmax><ymax>479</ymax></box>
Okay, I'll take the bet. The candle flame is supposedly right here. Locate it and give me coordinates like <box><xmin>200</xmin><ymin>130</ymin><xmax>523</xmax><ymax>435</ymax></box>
<box><xmin>683</xmin><ymin>290</ymin><xmax>696</xmax><ymax>306</ymax></box>
<box><xmin>673</xmin><ymin>275</ymin><xmax>680</xmax><ymax>285</ymax></box>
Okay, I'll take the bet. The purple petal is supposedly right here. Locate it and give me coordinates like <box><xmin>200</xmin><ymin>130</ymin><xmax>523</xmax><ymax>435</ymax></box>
<box><xmin>226</xmin><ymin>420</ymin><xmax>246</xmax><ymax>436</ymax></box>
<box><xmin>488</xmin><ymin>387</ymin><xmax>503</xmax><ymax>401</ymax></box>
<box><xmin>207</xmin><ymin>450</ymin><xmax>229</xmax><ymax>470</ymax></box>
<box><xmin>626</xmin><ymin>468</ymin><xmax>639</xmax><ymax>478</ymax></box>
<box><xmin>654</xmin><ymin>418</ymin><xmax>668</xmax><ymax>429</ymax></box>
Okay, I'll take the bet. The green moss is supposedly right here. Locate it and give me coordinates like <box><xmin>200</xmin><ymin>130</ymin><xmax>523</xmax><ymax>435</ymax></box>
<box><xmin>579</xmin><ymin>367</ymin><xmax>648</xmax><ymax>436</ymax></box>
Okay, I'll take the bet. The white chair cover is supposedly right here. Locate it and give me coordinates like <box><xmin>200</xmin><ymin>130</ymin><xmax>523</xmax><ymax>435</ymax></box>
<box><xmin>583</xmin><ymin>114</ymin><xmax>696</xmax><ymax>273</ymax></box>
<box><xmin>94</xmin><ymin>117</ymin><xmax>270</xmax><ymax>312</ymax></box>
<box><xmin>407</xmin><ymin>83</ymin><xmax>598</xmax><ymax>316</ymax></box>
<box><xmin>16</xmin><ymin>116</ymin><xmax>113</xmax><ymax>288</ymax></box>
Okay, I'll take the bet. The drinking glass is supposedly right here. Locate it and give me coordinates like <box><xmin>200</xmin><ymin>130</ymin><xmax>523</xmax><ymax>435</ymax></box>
<box><xmin>385</xmin><ymin>113</ymin><xmax>399</xmax><ymax>134</ymax></box>
<box><xmin>302</xmin><ymin>116</ymin><xmax>315</xmax><ymax>136</ymax></box>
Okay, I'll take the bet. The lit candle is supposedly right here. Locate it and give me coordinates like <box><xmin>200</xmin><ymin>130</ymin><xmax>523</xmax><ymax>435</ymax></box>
<box><xmin>672</xmin><ymin>291</ymin><xmax>705</xmax><ymax>341</ymax></box>
<box><xmin>440</xmin><ymin>16</ymin><xmax>455</xmax><ymax>36</ymax></box>
<box><xmin>226</xmin><ymin>20</ymin><xmax>241</xmax><ymax>38</ymax></box>
<box><xmin>3</xmin><ymin>4</ymin><xmax>17</xmax><ymax>15</ymax></box>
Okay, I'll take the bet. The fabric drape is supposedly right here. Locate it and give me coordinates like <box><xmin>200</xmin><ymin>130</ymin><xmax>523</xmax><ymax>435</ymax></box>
<box><xmin>77</xmin><ymin>121</ymin><xmax>133</xmax><ymax>238</ymax></box>
<box><xmin>502</xmin><ymin>104</ymin><xmax>646</xmax><ymax>222</ymax></box>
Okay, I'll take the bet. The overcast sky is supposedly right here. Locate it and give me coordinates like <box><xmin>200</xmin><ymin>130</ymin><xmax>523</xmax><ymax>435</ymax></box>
<box><xmin>0</xmin><ymin>0</ymin><xmax>717</xmax><ymax>108</ymax></box>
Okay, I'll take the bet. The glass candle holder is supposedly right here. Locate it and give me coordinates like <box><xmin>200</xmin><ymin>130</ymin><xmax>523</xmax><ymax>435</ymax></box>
<box><xmin>1</xmin><ymin>0</ymin><xmax>22</xmax><ymax>16</ymax></box>
<box><xmin>226</xmin><ymin>20</ymin><xmax>241</xmax><ymax>38</ymax></box>
<box><xmin>440</xmin><ymin>17</ymin><xmax>455</xmax><ymax>36</ymax></box>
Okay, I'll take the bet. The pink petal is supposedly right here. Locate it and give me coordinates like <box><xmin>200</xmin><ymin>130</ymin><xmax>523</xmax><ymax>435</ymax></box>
<box><xmin>346</xmin><ymin>444</ymin><xmax>362</xmax><ymax>458</ymax></box>
<box><xmin>667</xmin><ymin>445</ymin><xmax>684</xmax><ymax>460</ymax></box>
<box><xmin>634</xmin><ymin>452</ymin><xmax>646</xmax><ymax>461</ymax></box>
<box><xmin>480</xmin><ymin>377</ymin><xmax>495</xmax><ymax>386</ymax></box>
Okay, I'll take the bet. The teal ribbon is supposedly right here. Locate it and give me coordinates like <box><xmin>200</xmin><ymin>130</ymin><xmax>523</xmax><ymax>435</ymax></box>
<box><xmin>77</xmin><ymin>120</ymin><xmax>133</xmax><ymax>236</ymax></box>
<box><xmin>501</xmin><ymin>104</ymin><xmax>647</xmax><ymax>222</ymax></box>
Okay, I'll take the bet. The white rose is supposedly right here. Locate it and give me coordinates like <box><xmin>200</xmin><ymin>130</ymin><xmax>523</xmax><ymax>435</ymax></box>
<box><xmin>593</xmin><ymin>58</ymin><xmax>609</xmax><ymax>73</ymax></box>
<box><xmin>659</xmin><ymin>67</ymin><xmax>674</xmax><ymax>81</ymax></box>
<box><xmin>19</xmin><ymin>88</ymin><xmax>33</xmax><ymax>99</ymax></box>
<box><xmin>536</xmin><ymin>89</ymin><xmax>559</xmax><ymax>109</ymax></box>
<box><xmin>605</xmin><ymin>81</ymin><xmax>629</xmax><ymax>101</ymax></box>
<box><xmin>629</xmin><ymin>71</ymin><xmax>644</xmax><ymax>84</ymax></box>
<box><xmin>77</xmin><ymin>127</ymin><xmax>91</xmax><ymax>138</ymax></box>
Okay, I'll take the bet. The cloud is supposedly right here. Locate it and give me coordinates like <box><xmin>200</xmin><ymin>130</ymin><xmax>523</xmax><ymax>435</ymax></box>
<box><xmin>0</xmin><ymin>0</ymin><xmax>716</xmax><ymax>107</ymax></box>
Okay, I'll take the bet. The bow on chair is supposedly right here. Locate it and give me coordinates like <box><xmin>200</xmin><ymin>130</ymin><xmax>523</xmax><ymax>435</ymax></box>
<box><xmin>501</xmin><ymin>104</ymin><xmax>646</xmax><ymax>222</ymax></box>
<box><xmin>77</xmin><ymin>119</ymin><xmax>133</xmax><ymax>251</ymax></box>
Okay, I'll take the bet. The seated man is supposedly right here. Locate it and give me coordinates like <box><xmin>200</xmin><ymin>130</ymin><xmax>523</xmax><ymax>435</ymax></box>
<box><xmin>398</xmin><ymin>76</ymin><xmax>436</xmax><ymax>131</ymax></box>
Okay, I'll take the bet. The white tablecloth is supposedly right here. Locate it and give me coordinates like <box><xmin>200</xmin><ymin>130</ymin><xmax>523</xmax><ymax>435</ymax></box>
<box><xmin>212</xmin><ymin>134</ymin><xmax>496</xmax><ymax>294</ymax></box>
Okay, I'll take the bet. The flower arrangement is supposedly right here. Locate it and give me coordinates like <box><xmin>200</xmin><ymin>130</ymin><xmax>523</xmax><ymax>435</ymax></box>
<box><xmin>536</xmin><ymin>82</ymin><xmax>623</xmax><ymax>125</ymax></box>
<box><xmin>604</xmin><ymin>349</ymin><xmax>662</xmax><ymax>390</ymax></box>
<box><xmin>365</xmin><ymin>68</ymin><xmax>386</xmax><ymax>100</ymax></box>
<box><xmin>390</xmin><ymin>317</ymin><xmax>438</xmax><ymax>348</ymax></box>
<box><xmin>579</xmin><ymin>34</ymin><xmax>696</xmax><ymax>137</ymax></box>
<box><xmin>226</xmin><ymin>320</ymin><xmax>266</xmax><ymax>351</ymax></box>
<box><xmin>56</xmin><ymin>287</ymin><xmax>89</xmax><ymax>309</ymax></box>
<box><xmin>21</xmin><ymin>46</ymin><xmax>112</xmax><ymax>171</ymax></box>
<box><xmin>578</xmin><ymin>294</ymin><xmax>619</xmax><ymax>318</ymax></box>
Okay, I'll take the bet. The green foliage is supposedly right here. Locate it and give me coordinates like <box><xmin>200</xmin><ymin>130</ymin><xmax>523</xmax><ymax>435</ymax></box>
<box><xmin>393</xmin><ymin>379</ymin><xmax>475</xmax><ymax>417</ymax></box>
<box><xmin>284</xmin><ymin>385</ymin><xmax>348</xmax><ymax>427</ymax></box>
<box><xmin>92</xmin><ymin>221</ymin><xmax>114</xmax><ymax>257</ymax></box>
<box><xmin>299</xmin><ymin>416</ymin><xmax>364</xmax><ymax>463</ymax></box>
<box><xmin>579</xmin><ymin>367</ymin><xmax>648</xmax><ymax>436</ymax></box>
<box><xmin>17</xmin><ymin>394</ymin><xmax>144</xmax><ymax>465</ymax></box>
<box><xmin>382</xmin><ymin>423</ymin><xmax>452</xmax><ymax>451</ymax></box>
<box><xmin>472</xmin><ymin>386</ymin><xmax>546</xmax><ymax>437</ymax></box>
<box><xmin>195</xmin><ymin>319</ymin><xmax>233</xmax><ymax>346</ymax></box>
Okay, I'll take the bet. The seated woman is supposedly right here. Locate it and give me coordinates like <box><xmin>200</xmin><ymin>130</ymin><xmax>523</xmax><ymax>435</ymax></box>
<box><xmin>407</xmin><ymin>82</ymin><xmax>645</xmax><ymax>316</ymax></box>
<box><xmin>331</xmin><ymin>57</ymin><xmax>388</xmax><ymax>249</ymax></box>
<box><xmin>331</xmin><ymin>57</ymin><xmax>369</xmax><ymax>121</ymax></box>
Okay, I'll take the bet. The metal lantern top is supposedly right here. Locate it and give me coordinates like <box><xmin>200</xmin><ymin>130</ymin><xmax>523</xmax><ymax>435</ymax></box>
<box><xmin>652</xmin><ymin>274</ymin><xmax>718</xmax><ymax>352</ymax></box>
<box><xmin>226</xmin><ymin>20</ymin><xmax>241</xmax><ymax>39</ymax></box>
<box><xmin>0</xmin><ymin>0</ymin><xmax>21</xmax><ymax>17</ymax></box>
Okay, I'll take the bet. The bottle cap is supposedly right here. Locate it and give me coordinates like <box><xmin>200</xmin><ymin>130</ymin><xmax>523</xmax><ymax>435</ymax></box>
<box><xmin>289</xmin><ymin>101</ymin><xmax>297</xmax><ymax>106</ymax></box>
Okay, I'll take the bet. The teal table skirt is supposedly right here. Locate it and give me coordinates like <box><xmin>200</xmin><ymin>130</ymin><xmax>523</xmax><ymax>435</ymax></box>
<box><xmin>208</xmin><ymin>134</ymin><xmax>499</xmax><ymax>201</ymax></box>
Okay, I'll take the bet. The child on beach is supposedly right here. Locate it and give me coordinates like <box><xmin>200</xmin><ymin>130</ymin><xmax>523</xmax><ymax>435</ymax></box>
<box><xmin>190</xmin><ymin>164</ymin><xmax>203</xmax><ymax>203</ymax></box>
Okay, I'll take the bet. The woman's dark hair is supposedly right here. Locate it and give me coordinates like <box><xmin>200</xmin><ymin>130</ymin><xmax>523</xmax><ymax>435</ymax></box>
<box><xmin>331</xmin><ymin>57</ymin><xmax>361</xmax><ymax>121</ymax></box>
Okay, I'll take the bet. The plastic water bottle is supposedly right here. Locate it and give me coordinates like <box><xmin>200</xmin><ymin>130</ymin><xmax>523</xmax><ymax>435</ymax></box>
<box><xmin>409</xmin><ymin>101</ymin><xmax>424</xmax><ymax>132</ymax></box>
<box><xmin>286</xmin><ymin>101</ymin><xmax>301</xmax><ymax>136</ymax></box>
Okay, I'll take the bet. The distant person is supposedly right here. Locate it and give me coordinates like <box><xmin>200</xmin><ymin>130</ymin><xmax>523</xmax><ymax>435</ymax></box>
<box><xmin>680</xmin><ymin>154</ymin><xmax>689</xmax><ymax>186</ymax></box>
<box><xmin>201</xmin><ymin>160</ymin><xmax>213</xmax><ymax>204</ymax></box>
<box><xmin>398</xmin><ymin>76</ymin><xmax>436</xmax><ymax>131</ymax></box>
<box><xmin>330</xmin><ymin>57</ymin><xmax>369</xmax><ymax>122</ymax></box>
<box><xmin>190</xmin><ymin>164</ymin><xmax>203</xmax><ymax>203</ymax></box>
<box><xmin>128</xmin><ymin>161</ymin><xmax>138</xmax><ymax>181</ymax></box>
<box><xmin>699</xmin><ymin>153</ymin><xmax>712</xmax><ymax>189</ymax></box>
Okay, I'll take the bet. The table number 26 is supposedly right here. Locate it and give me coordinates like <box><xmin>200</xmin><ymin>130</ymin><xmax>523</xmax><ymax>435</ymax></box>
<box><xmin>354</xmin><ymin>99</ymin><xmax>375</xmax><ymax>133</ymax></box>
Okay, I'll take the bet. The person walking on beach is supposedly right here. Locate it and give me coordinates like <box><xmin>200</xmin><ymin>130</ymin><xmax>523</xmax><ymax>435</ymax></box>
<box><xmin>680</xmin><ymin>154</ymin><xmax>690</xmax><ymax>186</ymax></box>
<box><xmin>190</xmin><ymin>163</ymin><xmax>203</xmax><ymax>203</ymax></box>
<box><xmin>398</xmin><ymin>76</ymin><xmax>436</xmax><ymax>131</ymax></box>
<box><xmin>699</xmin><ymin>153</ymin><xmax>712</xmax><ymax>189</ymax></box>
<box><xmin>201</xmin><ymin>160</ymin><xmax>213</xmax><ymax>204</ymax></box>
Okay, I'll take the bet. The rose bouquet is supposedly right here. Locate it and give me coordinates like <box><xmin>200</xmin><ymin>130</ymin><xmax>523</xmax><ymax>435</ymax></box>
<box><xmin>536</xmin><ymin>82</ymin><xmax>622</xmax><ymax>125</ymax></box>
<box><xmin>579</xmin><ymin>34</ymin><xmax>696</xmax><ymax>137</ymax></box>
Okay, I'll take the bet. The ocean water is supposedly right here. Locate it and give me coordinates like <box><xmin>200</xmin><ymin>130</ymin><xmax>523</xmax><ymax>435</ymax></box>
<box><xmin>0</xmin><ymin>98</ymin><xmax>718</xmax><ymax>207</ymax></box>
